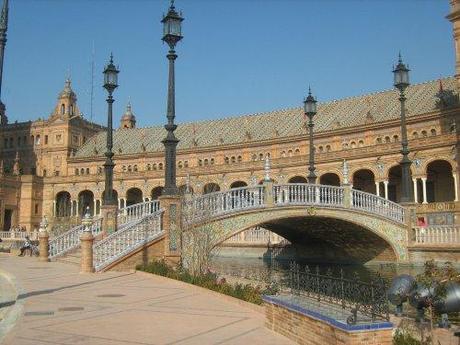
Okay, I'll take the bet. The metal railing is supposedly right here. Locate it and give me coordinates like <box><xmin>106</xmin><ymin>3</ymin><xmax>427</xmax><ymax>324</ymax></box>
<box><xmin>184</xmin><ymin>186</ymin><xmax>265</xmax><ymax>224</ymax></box>
<box><xmin>93</xmin><ymin>210</ymin><xmax>164</xmax><ymax>272</ymax></box>
<box><xmin>273</xmin><ymin>184</ymin><xmax>344</xmax><ymax>207</ymax></box>
<box><xmin>117</xmin><ymin>200</ymin><xmax>160</xmax><ymax>227</ymax></box>
<box><xmin>48</xmin><ymin>217</ymin><xmax>103</xmax><ymax>259</ymax></box>
<box><xmin>288</xmin><ymin>263</ymin><xmax>390</xmax><ymax>324</ymax></box>
<box><xmin>351</xmin><ymin>189</ymin><xmax>405</xmax><ymax>224</ymax></box>
<box><xmin>413</xmin><ymin>225</ymin><xmax>460</xmax><ymax>245</ymax></box>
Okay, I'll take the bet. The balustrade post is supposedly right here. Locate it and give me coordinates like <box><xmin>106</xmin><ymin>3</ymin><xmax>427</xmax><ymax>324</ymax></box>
<box><xmin>159</xmin><ymin>194</ymin><xmax>182</xmax><ymax>261</ymax></box>
<box><xmin>38</xmin><ymin>230</ymin><xmax>49</xmax><ymax>262</ymax></box>
<box><xmin>101</xmin><ymin>204</ymin><xmax>118</xmax><ymax>236</ymax></box>
<box><xmin>80</xmin><ymin>228</ymin><xmax>95</xmax><ymax>273</ymax></box>
<box><xmin>263</xmin><ymin>181</ymin><xmax>274</xmax><ymax>207</ymax></box>
<box><xmin>343</xmin><ymin>185</ymin><xmax>352</xmax><ymax>208</ymax></box>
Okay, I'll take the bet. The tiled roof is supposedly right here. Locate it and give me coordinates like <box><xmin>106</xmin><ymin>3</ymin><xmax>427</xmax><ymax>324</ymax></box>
<box><xmin>74</xmin><ymin>77</ymin><xmax>455</xmax><ymax>158</ymax></box>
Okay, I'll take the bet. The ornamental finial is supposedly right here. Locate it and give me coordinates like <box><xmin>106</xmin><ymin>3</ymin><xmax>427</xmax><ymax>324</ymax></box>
<box><xmin>264</xmin><ymin>155</ymin><xmax>271</xmax><ymax>182</ymax></box>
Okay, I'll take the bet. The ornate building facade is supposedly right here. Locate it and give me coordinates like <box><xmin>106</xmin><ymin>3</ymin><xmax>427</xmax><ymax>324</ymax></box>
<box><xmin>1</xmin><ymin>1</ymin><xmax>460</xmax><ymax>239</ymax></box>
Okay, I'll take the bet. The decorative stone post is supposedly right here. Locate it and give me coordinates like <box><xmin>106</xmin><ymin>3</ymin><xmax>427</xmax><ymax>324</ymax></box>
<box><xmin>159</xmin><ymin>194</ymin><xmax>182</xmax><ymax>261</ymax></box>
<box><xmin>101</xmin><ymin>205</ymin><xmax>118</xmax><ymax>235</ymax></box>
<box><xmin>263</xmin><ymin>155</ymin><xmax>274</xmax><ymax>207</ymax></box>
<box><xmin>38</xmin><ymin>216</ymin><xmax>49</xmax><ymax>262</ymax></box>
<box><xmin>80</xmin><ymin>208</ymin><xmax>94</xmax><ymax>273</ymax></box>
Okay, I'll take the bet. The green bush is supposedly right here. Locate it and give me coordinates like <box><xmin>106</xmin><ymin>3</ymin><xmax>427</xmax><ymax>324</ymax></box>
<box><xmin>138</xmin><ymin>260</ymin><xmax>264</xmax><ymax>305</ymax></box>
<box><xmin>393</xmin><ymin>329</ymin><xmax>420</xmax><ymax>345</ymax></box>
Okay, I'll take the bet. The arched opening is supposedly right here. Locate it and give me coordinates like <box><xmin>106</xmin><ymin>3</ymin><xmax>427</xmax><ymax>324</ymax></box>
<box><xmin>426</xmin><ymin>160</ymin><xmax>455</xmax><ymax>202</ymax></box>
<box><xmin>101</xmin><ymin>190</ymin><xmax>118</xmax><ymax>205</ymax></box>
<box><xmin>178</xmin><ymin>185</ymin><xmax>194</xmax><ymax>195</ymax></box>
<box><xmin>319</xmin><ymin>173</ymin><xmax>340</xmax><ymax>186</ymax></box>
<box><xmin>78</xmin><ymin>190</ymin><xmax>94</xmax><ymax>216</ymax></box>
<box><xmin>203</xmin><ymin>183</ymin><xmax>221</xmax><ymax>194</ymax></box>
<box><xmin>55</xmin><ymin>191</ymin><xmax>71</xmax><ymax>218</ymax></box>
<box><xmin>126</xmin><ymin>188</ymin><xmax>143</xmax><ymax>206</ymax></box>
<box><xmin>388</xmin><ymin>165</ymin><xmax>402</xmax><ymax>203</ymax></box>
<box><xmin>352</xmin><ymin>169</ymin><xmax>376</xmax><ymax>194</ymax></box>
<box><xmin>151</xmin><ymin>186</ymin><xmax>164</xmax><ymax>200</ymax></box>
<box><xmin>230</xmin><ymin>181</ymin><xmax>247</xmax><ymax>189</ymax></box>
<box><xmin>288</xmin><ymin>176</ymin><xmax>308</xmax><ymax>183</ymax></box>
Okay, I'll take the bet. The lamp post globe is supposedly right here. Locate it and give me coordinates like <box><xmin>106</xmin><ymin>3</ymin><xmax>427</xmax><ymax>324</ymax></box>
<box><xmin>393</xmin><ymin>53</ymin><xmax>413</xmax><ymax>203</ymax></box>
<box><xmin>304</xmin><ymin>88</ymin><xmax>317</xmax><ymax>184</ymax></box>
<box><xmin>161</xmin><ymin>0</ymin><xmax>184</xmax><ymax>196</ymax></box>
<box><xmin>102</xmin><ymin>54</ymin><xmax>119</xmax><ymax>206</ymax></box>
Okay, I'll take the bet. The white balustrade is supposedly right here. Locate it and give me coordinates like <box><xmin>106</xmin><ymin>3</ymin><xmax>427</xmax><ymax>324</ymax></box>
<box><xmin>93</xmin><ymin>210</ymin><xmax>164</xmax><ymax>272</ymax></box>
<box><xmin>185</xmin><ymin>186</ymin><xmax>265</xmax><ymax>224</ymax></box>
<box><xmin>117</xmin><ymin>200</ymin><xmax>160</xmax><ymax>227</ymax></box>
<box><xmin>48</xmin><ymin>217</ymin><xmax>103</xmax><ymax>259</ymax></box>
<box><xmin>351</xmin><ymin>189</ymin><xmax>405</xmax><ymax>224</ymax></box>
<box><xmin>0</xmin><ymin>230</ymin><xmax>39</xmax><ymax>241</ymax></box>
<box><xmin>273</xmin><ymin>184</ymin><xmax>344</xmax><ymax>207</ymax></box>
<box><xmin>413</xmin><ymin>226</ymin><xmax>460</xmax><ymax>245</ymax></box>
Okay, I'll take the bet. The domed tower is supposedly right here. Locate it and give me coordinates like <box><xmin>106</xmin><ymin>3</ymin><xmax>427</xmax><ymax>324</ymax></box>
<box><xmin>120</xmin><ymin>102</ymin><xmax>136</xmax><ymax>129</ymax></box>
<box><xmin>50</xmin><ymin>78</ymin><xmax>80</xmax><ymax>120</ymax></box>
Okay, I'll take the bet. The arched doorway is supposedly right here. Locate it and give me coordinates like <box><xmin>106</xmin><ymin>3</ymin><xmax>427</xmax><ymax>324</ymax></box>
<box><xmin>230</xmin><ymin>181</ymin><xmax>247</xmax><ymax>189</ymax></box>
<box><xmin>319</xmin><ymin>173</ymin><xmax>340</xmax><ymax>186</ymax></box>
<box><xmin>203</xmin><ymin>183</ymin><xmax>220</xmax><ymax>194</ymax></box>
<box><xmin>388</xmin><ymin>166</ymin><xmax>401</xmax><ymax>203</ymax></box>
<box><xmin>101</xmin><ymin>189</ymin><xmax>118</xmax><ymax>206</ymax></box>
<box><xmin>78</xmin><ymin>190</ymin><xmax>94</xmax><ymax>216</ymax></box>
<box><xmin>352</xmin><ymin>169</ymin><xmax>376</xmax><ymax>194</ymax></box>
<box><xmin>151</xmin><ymin>186</ymin><xmax>164</xmax><ymax>200</ymax></box>
<box><xmin>288</xmin><ymin>176</ymin><xmax>308</xmax><ymax>183</ymax></box>
<box><xmin>126</xmin><ymin>188</ymin><xmax>143</xmax><ymax>206</ymax></box>
<box><xmin>426</xmin><ymin>160</ymin><xmax>455</xmax><ymax>202</ymax></box>
<box><xmin>55</xmin><ymin>191</ymin><xmax>71</xmax><ymax>218</ymax></box>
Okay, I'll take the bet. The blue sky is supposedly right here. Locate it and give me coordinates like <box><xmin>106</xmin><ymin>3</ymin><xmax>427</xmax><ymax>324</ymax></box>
<box><xmin>3</xmin><ymin>0</ymin><xmax>454</xmax><ymax>127</ymax></box>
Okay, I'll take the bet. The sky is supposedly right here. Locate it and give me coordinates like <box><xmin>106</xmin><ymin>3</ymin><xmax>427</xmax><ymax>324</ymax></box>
<box><xmin>2</xmin><ymin>0</ymin><xmax>455</xmax><ymax>128</ymax></box>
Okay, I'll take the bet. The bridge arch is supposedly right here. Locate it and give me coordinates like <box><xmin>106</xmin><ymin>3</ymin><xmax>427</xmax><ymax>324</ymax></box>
<box><xmin>185</xmin><ymin>206</ymin><xmax>408</xmax><ymax>264</ymax></box>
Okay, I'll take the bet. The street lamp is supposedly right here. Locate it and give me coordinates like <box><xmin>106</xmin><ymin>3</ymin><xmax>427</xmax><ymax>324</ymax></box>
<box><xmin>393</xmin><ymin>53</ymin><xmax>413</xmax><ymax>203</ymax></box>
<box><xmin>103</xmin><ymin>54</ymin><xmax>119</xmax><ymax>206</ymax></box>
<box><xmin>161</xmin><ymin>0</ymin><xmax>183</xmax><ymax>196</ymax></box>
<box><xmin>304</xmin><ymin>87</ymin><xmax>317</xmax><ymax>184</ymax></box>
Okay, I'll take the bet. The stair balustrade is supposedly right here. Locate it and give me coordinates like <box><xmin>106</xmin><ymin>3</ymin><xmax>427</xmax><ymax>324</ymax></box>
<box><xmin>117</xmin><ymin>200</ymin><xmax>160</xmax><ymax>227</ymax></box>
<box><xmin>351</xmin><ymin>189</ymin><xmax>405</xmax><ymax>224</ymax></box>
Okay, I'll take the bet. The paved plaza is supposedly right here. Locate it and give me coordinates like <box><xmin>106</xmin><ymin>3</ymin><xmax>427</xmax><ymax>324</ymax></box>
<box><xmin>0</xmin><ymin>254</ymin><xmax>293</xmax><ymax>345</ymax></box>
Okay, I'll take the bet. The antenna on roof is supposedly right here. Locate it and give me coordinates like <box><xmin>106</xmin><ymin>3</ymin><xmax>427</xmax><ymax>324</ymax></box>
<box><xmin>90</xmin><ymin>41</ymin><xmax>95</xmax><ymax>122</ymax></box>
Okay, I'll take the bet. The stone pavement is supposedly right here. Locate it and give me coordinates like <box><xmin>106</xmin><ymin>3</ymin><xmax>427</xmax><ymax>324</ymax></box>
<box><xmin>0</xmin><ymin>254</ymin><xmax>293</xmax><ymax>345</ymax></box>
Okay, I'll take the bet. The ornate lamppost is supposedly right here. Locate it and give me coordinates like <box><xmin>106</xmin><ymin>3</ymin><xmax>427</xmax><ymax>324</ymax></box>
<box><xmin>393</xmin><ymin>54</ymin><xmax>413</xmax><ymax>203</ymax></box>
<box><xmin>161</xmin><ymin>0</ymin><xmax>183</xmax><ymax>196</ymax></box>
<box><xmin>304</xmin><ymin>88</ymin><xmax>317</xmax><ymax>184</ymax></box>
<box><xmin>102</xmin><ymin>54</ymin><xmax>119</xmax><ymax>207</ymax></box>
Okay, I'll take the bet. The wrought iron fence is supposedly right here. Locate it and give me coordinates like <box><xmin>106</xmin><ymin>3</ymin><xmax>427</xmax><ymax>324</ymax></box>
<box><xmin>288</xmin><ymin>263</ymin><xmax>390</xmax><ymax>324</ymax></box>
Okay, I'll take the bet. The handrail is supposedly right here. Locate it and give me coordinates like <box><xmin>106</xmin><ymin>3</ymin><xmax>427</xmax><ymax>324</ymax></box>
<box><xmin>48</xmin><ymin>217</ymin><xmax>103</xmax><ymax>259</ymax></box>
<box><xmin>273</xmin><ymin>184</ymin><xmax>344</xmax><ymax>207</ymax></box>
<box><xmin>351</xmin><ymin>189</ymin><xmax>405</xmax><ymax>224</ymax></box>
<box><xmin>117</xmin><ymin>200</ymin><xmax>160</xmax><ymax>226</ymax></box>
<box><xmin>93</xmin><ymin>210</ymin><xmax>164</xmax><ymax>272</ymax></box>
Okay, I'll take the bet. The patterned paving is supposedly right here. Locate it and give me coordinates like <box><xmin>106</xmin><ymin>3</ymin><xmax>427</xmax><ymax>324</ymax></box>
<box><xmin>0</xmin><ymin>255</ymin><xmax>293</xmax><ymax>345</ymax></box>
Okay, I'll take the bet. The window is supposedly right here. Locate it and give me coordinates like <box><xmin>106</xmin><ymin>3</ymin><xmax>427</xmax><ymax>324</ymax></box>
<box><xmin>210</xmin><ymin>158</ymin><xmax>215</xmax><ymax>165</ymax></box>
<box><xmin>61</xmin><ymin>104</ymin><xmax>65</xmax><ymax>114</ymax></box>
<box><xmin>159</xmin><ymin>163</ymin><xmax>163</xmax><ymax>170</ymax></box>
<box><xmin>75</xmin><ymin>169</ymin><xmax>79</xmax><ymax>175</ymax></box>
<box><xmin>198</xmin><ymin>159</ymin><xmax>203</xmax><ymax>166</ymax></box>
<box><xmin>237</xmin><ymin>156</ymin><xmax>242</xmax><ymax>163</ymax></box>
<box><xmin>133</xmin><ymin>165</ymin><xmax>138</xmax><ymax>172</ymax></box>
<box><xmin>421</xmin><ymin>130</ymin><xmax>427</xmax><ymax>137</ymax></box>
<box><xmin>430</xmin><ymin>129</ymin><xmax>437</xmax><ymax>136</ymax></box>
<box><xmin>43</xmin><ymin>169</ymin><xmax>47</xmax><ymax>176</ymax></box>
<box><xmin>259</xmin><ymin>153</ymin><xmax>264</xmax><ymax>160</ymax></box>
<box><xmin>83</xmin><ymin>136</ymin><xmax>87</xmax><ymax>144</ymax></box>
<box><xmin>147</xmin><ymin>164</ymin><xmax>151</xmax><ymax>171</ymax></box>
<box><xmin>178</xmin><ymin>161</ymin><xmax>183</xmax><ymax>168</ymax></box>
<box><xmin>288</xmin><ymin>150</ymin><xmax>293</xmax><ymax>157</ymax></box>
<box><xmin>267</xmin><ymin>153</ymin><xmax>271</xmax><ymax>158</ymax></box>
<box><xmin>45</xmin><ymin>135</ymin><xmax>48</xmax><ymax>145</ymax></box>
<box><xmin>231</xmin><ymin>156</ymin><xmax>236</xmax><ymax>164</ymax></box>
<box><xmin>225</xmin><ymin>157</ymin><xmax>229</xmax><ymax>164</ymax></box>
<box><xmin>358</xmin><ymin>140</ymin><xmax>364</xmax><ymax>147</ymax></box>
<box><xmin>393</xmin><ymin>135</ymin><xmax>399</xmax><ymax>142</ymax></box>
<box><xmin>252</xmin><ymin>154</ymin><xmax>257</xmax><ymax>161</ymax></box>
<box><xmin>318</xmin><ymin>146</ymin><xmax>324</xmax><ymax>153</ymax></box>
<box><xmin>376</xmin><ymin>137</ymin><xmax>382</xmax><ymax>144</ymax></box>
<box><xmin>86</xmin><ymin>168</ymin><xmax>90</xmax><ymax>174</ymax></box>
<box><xmin>281</xmin><ymin>151</ymin><xmax>286</xmax><ymax>158</ymax></box>
<box><xmin>384</xmin><ymin>136</ymin><xmax>390</xmax><ymax>143</ymax></box>
<box><xmin>80</xmin><ymin>168</ymin><xmax>85</xmax><ymax>175</ymax></box>
<box><xmin>36</xmin><ymin>135</ymin><xmax>41</xmax><ymax>145</ymax></box>
<box><xmin>34</xmin><ymin>203</ymin><xmax>39</xmax><ymax>215</ymax></box>
<box><xmin>153</xmin><ymin>163</ymin><xmax>157</xmax><ymax>170</ymax></box>
<box><xmin>326</xmin><ymin>145</ymin><xmax>331</xmax><ymax>152</ymax></box>
<box><xmin>128</xmin><ymin>165</ymin><xmax>132</xmax><ymax>172</ymax></box>
<box><xmin>98</xmin><ymin>167</ymin><xmax>102</xmax><ymax>174</ymax></box>
<box><xmin>184</xmin><ymin>161</ymin><xmax>189</xmax><ymax>168</ymax></box>
<box><xmin>294</xmin><ymin>149</ymin><xmax>300</xmax><ymax>155</ymax></box>
<box><xmin>54</xmin><ymin>171</ymin><xmax>60</xmax><ymax>176</ymax></box>
<box><xmin>70</xmin><ymin>104</ymin><xmax>74</xmax><ymax>116</ymax></box>
<box><xmin>204</xmin><ymin>159</ymin><xmax>209</xmax><ymax>166</ymax></box>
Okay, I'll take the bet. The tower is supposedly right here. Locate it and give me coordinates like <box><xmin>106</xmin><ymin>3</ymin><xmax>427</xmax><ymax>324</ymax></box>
<box><xmin>448</xmin><ymin>0</ymin><xmax>460</xmax><ymax>90</ymax></box>
<box><xmin>120</xmin><ymin>102</ymin><xmax>136</xmax><ymax>129</ymax></box>
<box><xmin>0</xmin><ymin>0</ymin><xmax>8</xmax><ymax>125</ymax></box>
<box><xmin>50</xmin><ymin>78</ymin><xmax>80</xmax><ymax>119</ymax></box>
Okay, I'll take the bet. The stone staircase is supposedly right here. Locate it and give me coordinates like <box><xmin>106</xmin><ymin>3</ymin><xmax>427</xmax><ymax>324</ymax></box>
<box><xmin>55</xmin><ymin>248</ymin><xmax>81</xmax><ymax>266</ymax></box>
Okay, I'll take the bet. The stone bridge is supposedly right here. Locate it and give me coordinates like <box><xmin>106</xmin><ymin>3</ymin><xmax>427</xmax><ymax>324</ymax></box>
<box><xmin>181</xmin><ymin>183</ymin><xmax>409</xmax><ymax>263</ymax></box>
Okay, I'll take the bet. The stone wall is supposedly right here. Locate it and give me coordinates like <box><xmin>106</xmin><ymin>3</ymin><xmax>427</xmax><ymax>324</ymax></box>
<box><xmin>409</xmin><ymin>246</ymin><xmax>460</xmax><ymax>264</ymax></box>
<box><xmin>264</xmin><ymin>297</ymin><xmax>393</xmax><ymax>345</ymax></box>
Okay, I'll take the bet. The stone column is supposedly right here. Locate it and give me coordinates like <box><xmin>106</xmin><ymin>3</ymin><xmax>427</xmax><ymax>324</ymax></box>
<box><xmin>383</xmin><ymin>181</ymin><xmax>389</xmax><ymax>200</ymax></box>
<box><xmin>70</xmin><ymin>200</ymin><xmax>74</xmax><ymax>217</ymax></box>
<box><xmin>453</xmin><ymin>172</ymin><xmax>459</xmax><ymax>202</ymax></box>
<box><xmin>375</xmin><ymin>182</ymin><xmax>380</xmax><ymax>197</ymax></box>
<box><xmin>53</xmin><ymin>200</ymin><xmax>56</xmax><ymax>217</ymax></box>
<box><xmin>159</xmin><ymin>195</ymin><xmax>182</xmax><ymax>261</ymax></box>
<box><xmin>412</xmin><ymin>178</ymin><xmax>418</xmax><ymax>203</ymax></box>
<box><xmin>38</xmin><ymin>231</ymin><xmax>49</xmax><ymax>262</ymax></box>
<box><xmin>80</xmin><ymin>230</ymin><xmax>95</xmax><ymax>273</ymax></box>
<box><xmin>117</xmin><ymin>198</ymin><xmax>121</xmax><ymax>209</ymax></box>
<box><xmin>93</xmin><ymin>199</ymin><xmax>97</xmax><ymax>215</ymax></box>
<box><xmin>421</xmin><ymin>177</ymin><xmax>428</xmax><ymax>204</ymax></box>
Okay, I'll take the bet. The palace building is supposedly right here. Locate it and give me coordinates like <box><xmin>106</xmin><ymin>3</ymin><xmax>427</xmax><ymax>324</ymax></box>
<box><xmin>1</xmin><ymin>1</ymin><xmax>460</xmax><ymax>237</ymax></box>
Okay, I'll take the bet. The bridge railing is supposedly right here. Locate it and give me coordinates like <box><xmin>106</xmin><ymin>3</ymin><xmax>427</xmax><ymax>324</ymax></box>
<box><xmin>183</xmin><ymin>186</ymin><xmax>265</xmax><ymax>224</ymax></box>
<box><xmin>117</xmin><ymin>200</ymin><xmax>160</xmax><ymax>227</ymax></box>
<box><xmin>413</xmin><ymin>225</ymin><xmax>460</xmax><ymax>245</ymax></box>
<box><xmin>93</xmin><ymin>210</ymin><xmax>164</xmax><ymax>272</ymax></box>
<box><xmin>0</xmin><ymin>230</ymin><xmax>40</xmax><ymax>241</ymax></box>
<box><xmin>351</xmin><ymin>189</ymin><xmax>405</xmax><ymax>224</ymax></box>
<box><xmin>273</xmin><ymin>184</ymin><xmax>344</xmax><ymax>207</ymax></box>
<box><xmin>48</xmin><ymin>217</ymin><xmax>103</xmax><ymax>259</ymax></box>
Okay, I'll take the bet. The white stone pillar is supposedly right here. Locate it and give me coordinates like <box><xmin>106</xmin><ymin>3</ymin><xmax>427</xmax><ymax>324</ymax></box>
<box><xmin>383</xmin><ymin>181</ymin><xmax>389</xmax><ymax>200</ymax></box>
<box><xmin>53</xmin><ymin>201</ymin><xmax>57</xmax><ymax>217</ymax></box>
<box><xmin>453</xmin><ymin>173</ymin><xmax>459</xmax><ymax>202</ymax></box>
<box><xmin>412</xmin><ymin>178</ymin><xmax>418</xmax><ymax>203</ymax></box>
<box><xmin>76</xmin><ymin>200</ymin><xmax>79</xmax><ymax>217</ymax></box>
<box><xmin>375</xmin><ymin>182</ymin><xmax>380</xmax><ymax>197</ymax></box>
<box><xmin>118</xmin><ymin>198</ymin><xmax>121</xmax><ymax>208</ymax></box>
<box><xmin>93</xmin><ymin>199</ymin><xmax>97</xmax><ymax>215</ymax></box>
<box><xmin>421</xmin><ymin>177</ymin><xmax>428</xmax><ymax>204</ymax></box>
<box><xmin>70</xmin><ymin>200</ymin><xmax>74</xmax><ymax>216</ymax></box>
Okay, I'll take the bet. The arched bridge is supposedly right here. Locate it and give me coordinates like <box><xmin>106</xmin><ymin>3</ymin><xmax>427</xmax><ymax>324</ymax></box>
<box><xmin>182</xmin><ymin>183</ymin><xmax>409</xmax><ymax>263</ymax></box>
